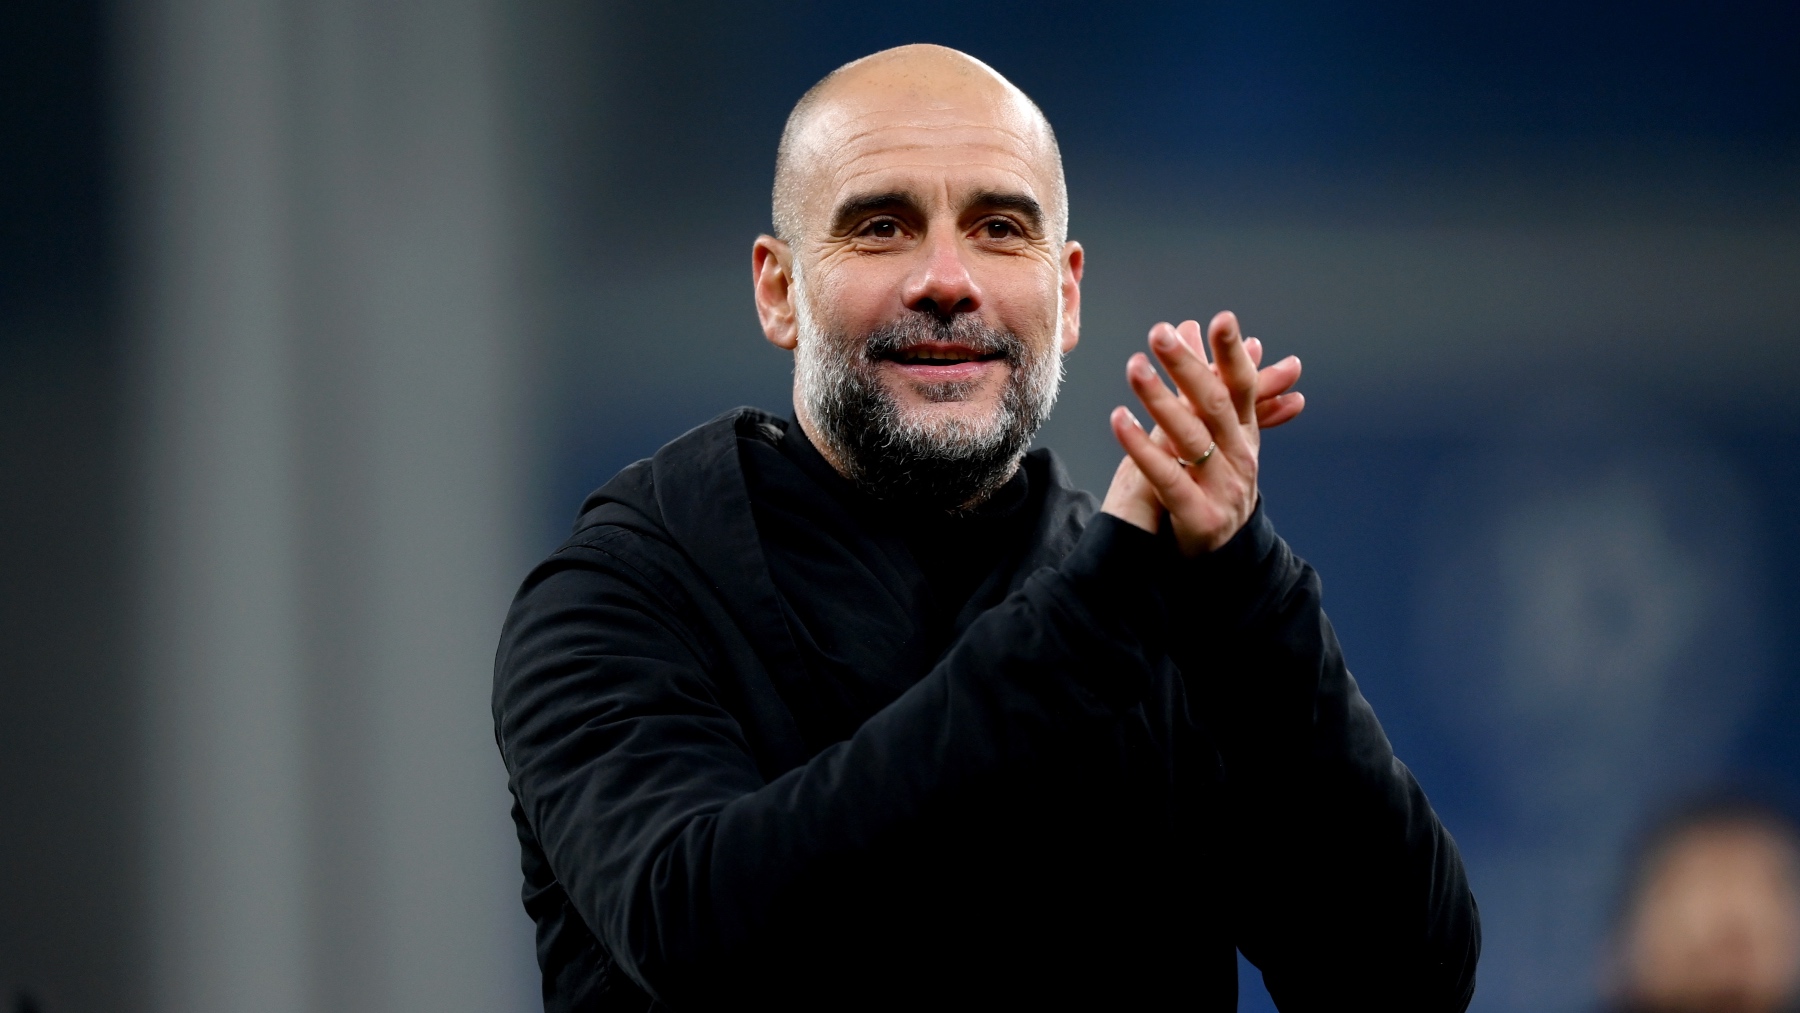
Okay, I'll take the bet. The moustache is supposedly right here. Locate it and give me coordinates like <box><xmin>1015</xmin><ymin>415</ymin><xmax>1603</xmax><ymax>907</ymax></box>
<box><xmin>858</xmin><ymin>314</ymin><xmax>1026</xmax><ymax>364</ymax></box>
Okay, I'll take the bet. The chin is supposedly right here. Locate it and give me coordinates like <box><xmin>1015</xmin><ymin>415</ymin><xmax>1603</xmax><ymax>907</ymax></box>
<box><xmin>895</xmin><ymin>397</ymin><xmax>1009</xmax><ymax>440</ymax></box>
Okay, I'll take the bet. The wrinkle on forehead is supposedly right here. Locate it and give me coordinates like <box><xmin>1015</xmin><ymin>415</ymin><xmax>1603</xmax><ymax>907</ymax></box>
<box><xmin>829</xmin><ymin>117</ymin><xmax>1044</xmax><ymax>156</ymax></box>
<box><xmin>829</xmin><ymin>128</ymin><xmax>1044</xmax><ymax>185</ymax></box>
<box><xmin>827</xmin><ymin>158</ymin><xmax>1042</xmax><ymax>213</ymax></box>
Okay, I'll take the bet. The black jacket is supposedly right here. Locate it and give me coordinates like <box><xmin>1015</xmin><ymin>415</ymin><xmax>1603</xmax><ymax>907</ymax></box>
<box><xmin>493</xmin><ymin>408</ymin><xmax>1479</xmax><ymax>1011</ymax></box>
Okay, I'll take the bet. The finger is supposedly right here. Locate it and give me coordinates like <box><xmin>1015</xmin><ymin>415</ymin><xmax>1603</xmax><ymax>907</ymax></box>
<box><xmin>1128</xmin><ymin>350</ymin><xmax>1216</xmax><ymax>463</ymax></box>
<box><xmin>1147</xmin><ymin>423</ymin><xmax>1177</xmax><ymax>456</ymax></box>
<box><xmin>1177</xmin><ymin>319</ymin><xmax>1206</xmax><ymax>358</ymax></box>
<box><xmin>1208</xmin><ymin>311</ymin><xmax>1259</xmax><ymax>425</ymax></box>
<box><xmin>1111</xmin><ymin>406</ymin><xmax>1203</xmax><ymax>515</ymax></box>
<box><xmin>1256</xmin><ymin>391</ymin><xmax>1306</xmax><ymax>429</ymax></box>
<box><xmin>1177</xmin><ymin>320</ymin><xmax>1220</xmax><ymax>417</ymax></box>
<box><xmin>1245</xmin><ymin>336</ymin><xmax>1264</xmax><ymax>368</ymax></box>
<box><xmin>1147</xmin><ymin>324</ymin><xmax>1248</xmax><ymax>459</ymax></box>
<box><xmin>1255</xmin><ymin>354</ymin><xmax>1302</xmax><ymax>399</ymax></box>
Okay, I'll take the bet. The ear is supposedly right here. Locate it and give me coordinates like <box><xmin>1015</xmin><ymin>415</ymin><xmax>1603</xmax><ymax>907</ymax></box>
<box><xmin>1059</xmin><ymin>240</ymin><xmax>1084</xmax><ymax>354</ymax></box>
<box><xmin>753</xmin><ymin>235</ymin><xmax>799</xmax><ymax>350</ymax></box>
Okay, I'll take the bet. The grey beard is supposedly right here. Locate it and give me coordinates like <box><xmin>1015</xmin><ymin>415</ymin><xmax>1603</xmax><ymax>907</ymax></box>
<box><xmin>795</xmin><ymin>308</ymin><xmax>1063</xmax><ymax>512</ymax></box>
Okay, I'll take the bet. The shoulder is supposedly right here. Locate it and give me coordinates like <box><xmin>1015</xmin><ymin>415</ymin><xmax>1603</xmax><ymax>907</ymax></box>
<box><xmin>567</xmin><ymin>407</ymin><xmax>781</xmax><ymax>536</ymax></box>
<box><xmin>510</xmin><ymin>404</ymin><xmax>790</xmax><ymax>625</ymax></box>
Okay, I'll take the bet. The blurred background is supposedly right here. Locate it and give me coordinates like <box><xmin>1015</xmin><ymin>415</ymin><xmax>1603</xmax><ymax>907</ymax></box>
<box><xmin>3</xmin><ymin>2</ymin><xmax>1797</xmax><ymax>1011</ymax></box>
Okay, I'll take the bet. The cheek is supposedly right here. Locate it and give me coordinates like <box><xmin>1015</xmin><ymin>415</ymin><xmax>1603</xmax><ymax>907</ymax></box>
<box><xmin>987</xmin><ymin>266</ymin><xmax>1063</xmax><ymax>339</ymax></box>
<box><xmin>811</xmin><ymin>257</ymin><xmax>904</xmax><ymax>331</ymax></box>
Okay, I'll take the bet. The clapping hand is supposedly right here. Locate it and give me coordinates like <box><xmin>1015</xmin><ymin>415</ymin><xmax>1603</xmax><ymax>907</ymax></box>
<box><xmin>1100</xmin><ymin>312</ymin><xmax>1302</xmax><ymax>555</ymax></box>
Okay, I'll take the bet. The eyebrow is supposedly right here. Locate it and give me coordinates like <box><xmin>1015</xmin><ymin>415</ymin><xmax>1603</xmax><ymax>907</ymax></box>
<box><xmin>830</xmin><ymin>191</ymin><xmax>921</xmax><ymax>234</ymax></box>
<box><xmin>828</xmin><ymin>189</ymin><xmax>1047</xmax><ymax>235</ymax></box>
<box><xmin>966</xmin><ymin>190</ymin><xmax>1044</xmax><ymax>232</ymax></box>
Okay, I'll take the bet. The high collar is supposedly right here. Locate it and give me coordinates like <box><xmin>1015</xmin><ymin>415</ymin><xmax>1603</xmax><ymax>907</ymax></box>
<box><xmin>579</xmin><ymin>407</ymin><xmax>1096</xmax><ymax>597</ymax></box>
<box><xmin>774</xmin><ymin>413</ymin><xmax>1034</xmax><ymax>527</ymax></box>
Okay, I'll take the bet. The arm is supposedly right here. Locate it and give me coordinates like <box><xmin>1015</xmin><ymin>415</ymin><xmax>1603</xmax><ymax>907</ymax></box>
<box><xmin>494</xmin><ymin>515</ymin><xmax>1167</xmax><ymax>1006</ymax></box>
<box><xmin>1178</xmin><ymin>507</ymin><xmax>1479</xmax><ymax>1010</ymax></box>
<box><xmin>1103</xmin><ymin>312</ymin><xmax>1477</xmax><ymax>1009</ymax></box>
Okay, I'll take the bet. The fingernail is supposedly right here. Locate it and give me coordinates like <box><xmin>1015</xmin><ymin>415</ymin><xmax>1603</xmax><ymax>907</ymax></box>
<box><xmin>1150</xmin><ymin>329</ymin><xmax>1176</xmax><ymax>352</ymax></box>
<box><xmin>1123</xmin><ymin>407</ymin><xmax>1144</xmax><ymax>430</ymax></box>
<box><xmin>1129</xmin><ymin>355</ymin><xmax>1154</xmax><ymax>379</ymax></box>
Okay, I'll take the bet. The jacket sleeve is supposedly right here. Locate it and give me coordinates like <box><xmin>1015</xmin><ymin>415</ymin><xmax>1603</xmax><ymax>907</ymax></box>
<box><xmin>493</xmin><ymin>514</ymin><xmax>1167</xmax><ymax>1006</ymax></box>
<box><xmin>1169</xmin><ymin>505</ymin><xmax>1480</xmax><ymax>1012</ymax></box>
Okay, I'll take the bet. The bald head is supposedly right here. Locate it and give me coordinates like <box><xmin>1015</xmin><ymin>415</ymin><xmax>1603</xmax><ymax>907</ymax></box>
<box><xmin>751</xmin><ymin>45</ymin><xmax>1084</xmax><ymax>509</ymax></box>
<box><xmin>771</xmin><ymin>45</ymin><xmax>1068</xmax><ymax>246</ymax></box>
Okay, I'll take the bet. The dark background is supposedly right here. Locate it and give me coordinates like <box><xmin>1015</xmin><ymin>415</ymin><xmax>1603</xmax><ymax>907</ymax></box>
<box><xmin>5</xmin><ymin>2</ymin><xmax>1797</xmax><ymax>1010</ymax></box>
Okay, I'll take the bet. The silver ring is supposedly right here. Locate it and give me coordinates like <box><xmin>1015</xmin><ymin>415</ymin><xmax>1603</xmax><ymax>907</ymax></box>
<box><xmin>1176</xmin><ymin>442</ymin><xmax>1217</xmax><ymax>468</ymax></box>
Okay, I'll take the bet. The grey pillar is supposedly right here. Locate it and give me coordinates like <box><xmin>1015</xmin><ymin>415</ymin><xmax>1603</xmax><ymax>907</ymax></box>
<box><xmin>127</xmin><ymin>1</ymin><xmax>537</xmax><ymax>1010</ymax></box>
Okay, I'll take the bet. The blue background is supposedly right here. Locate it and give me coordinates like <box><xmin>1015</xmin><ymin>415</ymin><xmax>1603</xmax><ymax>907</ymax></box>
<box><xmin>3</xmin><ymin>2</ymin><xmax>1797</xmax><ymax>1010</ymax></box>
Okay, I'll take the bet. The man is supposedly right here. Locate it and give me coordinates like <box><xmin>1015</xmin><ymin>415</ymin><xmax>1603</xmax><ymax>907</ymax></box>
<box><xmin>1607</xmin><ymin>801</ymin><xmax>1800</xmax><ymax>1013</ymax></box>
<box><xmin>494</xmin><ymin>44</ymin><xmax>1479</xmax><ymax>1011</ymax></box>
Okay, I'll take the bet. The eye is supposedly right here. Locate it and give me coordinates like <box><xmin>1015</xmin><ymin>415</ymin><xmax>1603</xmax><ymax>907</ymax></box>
<box><xmin>864</xmin><ymin>218</ymin><xmax>900</xmax><ymax>239</ymax></box>
<box><xmin>981</xmin><ymin>219</ymin><xmax>1019</xmax><ymax>240</ymax></box>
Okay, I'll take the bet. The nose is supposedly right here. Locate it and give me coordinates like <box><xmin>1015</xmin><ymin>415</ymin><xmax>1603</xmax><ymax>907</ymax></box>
<box><xmin>901</xmin><ymin>228</ymin><xmax>982</xmax><ymax>320</ymax></box>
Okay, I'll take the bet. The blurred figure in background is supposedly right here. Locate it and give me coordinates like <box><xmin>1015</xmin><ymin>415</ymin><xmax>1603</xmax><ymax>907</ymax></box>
<box><xmin>1607</xmin><ymin>801</ymin><xmax>1800</xmax><ymax>1013</ymax></box>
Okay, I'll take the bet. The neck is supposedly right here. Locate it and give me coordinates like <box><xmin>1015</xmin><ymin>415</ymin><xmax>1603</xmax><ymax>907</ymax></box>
<box><xmin>791</xmin><ymin>399</ymin><xmax>848</xmax><ymax>480</ymax></box>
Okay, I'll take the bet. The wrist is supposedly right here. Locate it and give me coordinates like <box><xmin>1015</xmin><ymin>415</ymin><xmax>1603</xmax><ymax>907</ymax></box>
<box><xmin>1162</xmin><ymin>497</ymin><xmax>1279</xmax><ymax>619</ymax></box>
<box><xmin>1173</xmin><ymin>493</ymin><xmax>1260</xmax><ymax>557</ymax></box>
<box><xmin>1190</xmin><ymin>495</ymin><xmax>1275</xmax><ymax>574</ymax></box>
<box><xmin>1100</xmin><ymin>456</ymin><xmax>1161</xmax><ymax>536</ymax></box>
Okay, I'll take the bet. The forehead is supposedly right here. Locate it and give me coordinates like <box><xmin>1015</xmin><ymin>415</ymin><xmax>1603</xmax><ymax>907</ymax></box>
<box><xmin>1656</xmin><ymin>825</ymin><xmax>1799</xmax><ymax>880</ymax></box>
<box><xmin>799</xmin><ymin>90</ymin><xmax>1052</xmax><ymax>216</ymax></box>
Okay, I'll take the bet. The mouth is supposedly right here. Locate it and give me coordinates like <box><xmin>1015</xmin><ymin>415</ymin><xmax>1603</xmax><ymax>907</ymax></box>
<box><xmin>878</xmin><ymin>342</ymin><xmax>1007</xmax><ymax>368</ymax></box>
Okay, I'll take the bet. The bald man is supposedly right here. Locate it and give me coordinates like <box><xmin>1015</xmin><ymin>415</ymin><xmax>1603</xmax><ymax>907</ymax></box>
<box><xmin>495</xmin><ymin>46</ymin><xmax>1479</xmax><ymax>1011</ymax></box>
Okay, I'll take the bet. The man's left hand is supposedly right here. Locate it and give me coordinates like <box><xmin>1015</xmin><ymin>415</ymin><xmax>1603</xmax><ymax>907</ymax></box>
<box><xmin>1101</xmin><ymin>312</ymin><xmax>1272</xmax><ymax>556</ymax></box>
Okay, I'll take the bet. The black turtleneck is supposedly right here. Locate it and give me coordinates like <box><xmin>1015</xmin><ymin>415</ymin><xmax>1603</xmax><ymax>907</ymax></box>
<box><xmin>737</xmin><ymin>415</ymin><xmax>1045</xmax><ymax>751</ymax></box>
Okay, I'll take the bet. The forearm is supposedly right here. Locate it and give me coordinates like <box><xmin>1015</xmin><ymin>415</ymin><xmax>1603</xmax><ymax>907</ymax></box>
<box><xmin>1168</xmin><ymin>508</ymin><xmax>1479</xmax><ymax>1008</ymax></box>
